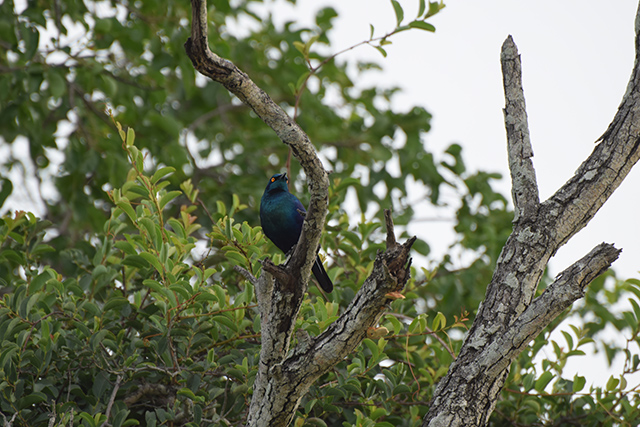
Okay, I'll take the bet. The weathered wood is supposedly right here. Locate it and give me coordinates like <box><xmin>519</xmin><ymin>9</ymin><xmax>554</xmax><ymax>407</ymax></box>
<box><xmin>422</xmin><ymin>5</ymin><xmax>640</xmax><ymax>425</ymax></box>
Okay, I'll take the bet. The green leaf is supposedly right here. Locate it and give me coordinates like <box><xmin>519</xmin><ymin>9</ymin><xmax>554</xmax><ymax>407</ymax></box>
<box><xmin>74</xmin><ymin>320</ymin><xmax>92</xmax><ymax>338</ymax></box>
<box><xmin>19</xmin><ymin>293</ymin><xmax>39</xmax><ymax>318</ymax></box>
<box><xmin>115</xmin><ymin>240</ymin><xmax>136</xmax><ymax>254</ymax></box>
<box><xmin>408</xmin><ymin>316</ymin><xmax>422</xmax><ymax>334</ymax></box>
<box><xmin>385</xmin><ymin>314</ymin><xmax>403</xmax><ymax>335</ymax></box>
<box><xmin>167</xmin><ymin>218</ymin><xmax>186</xmax><ymax>238</ymax></box>
<box><xmin>573</xmin><ymin>374</ymin><xmax>586</xmax><ymax>392</ymax></box>
<box><xmin>418</xmin><ymin>0</ymin><xmax>426</xmax><ymax>17</ymax></box>
<box><xmin>103</xmin><ymin>296</ymin><xmax>129</xmax><ymax>312</ymax></box>
<box><xmin>391</xmin><ymin>0</ymin><xmax>404</xmax><ymax>26</ymax></box>
<box><xmin>408</xmin><ymin>20</ymin><xmax>436</xmax><ymax>32</ymax></box>
<box><xmin>304</xmin><ymin>417</ymin><xmax>328</xmax><ymax>427</ymax></box>
<box><xmin>412</xmin><ymin>238</ymin><xmax>430</xmax><ymax>255</ymax></box>
<box><xmin>143</xmin><ymin>279</ymin><xmax>164</xmax><ymax>292</ymax></box>
<box><xmin>225</xmin><ymin>250</ymin><xmax>247</xmax><ymax>265</ymax></box>
<box><xmin>159</xmin><ymin>190</ymin><xmax>182</xmax><ymax>210</ymax></box>
<box><xmin>606</xmin><ymin>376</ymin><xmax>620</xmax><ymax>391</ymax></box>
<box><xmin>362</xmin><ymin>338</ymin><xmax>379</xmax><ymax>359</ymax></box>
<box><xmin>0</xmin><ymin>178</ymin><xmax>12</xmax><ymax>209</ymax></box>
<box><xmin>126</xmin><ymin>127</ymin><xmax>135</xmax><ymax>147</ymax></box>
<box><xmin>432</xmin><ymin>311</ymin><xmax>446</xmax><ymax>331</ymax></box>
<box><xmin>216</xmin><ymin>201</ymin><xmax>226</xmax><ymax>216</ymax></box>
<box><xmin>140</xmin><ymin>252</ymin><xmax>164</xmax><ymax>275</ymax></box>
<box><xmin>295</xmin><ymin>71</ymin><xmax>310</xmax><ymax>92</ymax></box>
<box><xmin>139</xmin><ymin>217</ymin><xmax>159</xmax><ymax>246</ymax></box>
<box><xmin>370</xmin><ymin>407</ymin><xmax>388</xmax><ymax>420</ymax></box>
<box><xmin>21</xmin><ymin>24</ymin><xmax>39</xmax><ymax>60</ymax></box>
<box><xmin>196</xmin><ymin>292</ymin><xmax>218</xmax><ymax>303</ymax></box>
<box><xmin>151</xmin><ymin>167</ymin><xmax>176</xmax><ymax>184</ymax></box>
<box><xmin>28</xmin><ymin>270</ymin><xmax>54</xmax><ymax>294</ymax></box>
<box><xmin>534</xmin><ymin>371</ymin><xmax>553</xmax><ymax>392</ymax></box>
<box><xmin>427</xmin><ymin>1</ymin><xmax>444</xmax><ymax>17</ymax></box>
<box><xmin>48</xmin><ymin>70</ymin><xmax>66</xmax><ymax>98</ymax></box>
<box><xmin>169</xmin><ymin>283</ymin><xmax>191</xmax><ymax>300</ymax></box>
<box><xmin>78</xmin><ymin>412</ymin><xmax>98</xmax><ymax>427</ymax></box>
<box><xmin>18</xmin><ymin>392</ymin><xmax>47</xmax><ymax>409</ymax></box>
<box><xmin>293</xmin><ymin>41</ymin><xmax>306</xmax><ymax>55</ymax></box>
<box><xmin>213</xmin><ymin>315</ymin><xmax>238</xmax><ymax>332</ymax></box>
<box><xmin>374</xmin><ymin>45</ymin><xmax>387</xmax><ymax>57</ymax></box>
<box><xmin>561</xmin><ymin>330</ymin><xmax>573</xmax><ymax>350</ymax></box>
<box><xmin>122</xmin><ymin>254</ymin><xmax>150</xmax><ymax>269</ymax></box>
<box><xmin>116</xmin><ymin>199</ymin><xmax>137</xmax><ymax>223</ymax></box>
<box><xmin>92</xmin><ymin>371</ymin><xmax>110</xmax><ymax>399</ymax></box>
<box><xmin>177</xmin><ymin>387</ymin><xmax>197</xmax><ymax>400</ymax></box>
<box><xmin>629</xmin><ymin>297</ymin><xmax>640</xmax><ymax>326</ymax></box>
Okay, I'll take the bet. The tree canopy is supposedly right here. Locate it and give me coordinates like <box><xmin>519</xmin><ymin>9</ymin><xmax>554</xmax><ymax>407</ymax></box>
<box><xmin>1</xmin><ymin>0</ymin><xmax>639</xmax><ymax>426</ymax></box>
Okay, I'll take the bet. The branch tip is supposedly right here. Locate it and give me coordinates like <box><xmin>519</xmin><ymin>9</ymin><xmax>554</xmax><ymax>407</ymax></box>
<box><xmin>500</xmin><ymin>34</ymin><xmax>518</xmax><ymax>60</ymax></box>
<box><xmin>501</xmin><ymin>33</ymin><xmax>540</xmax><ymax>222</ymax></box>
<box><xmin>384</xmin><ymin>209</ymin><xmax>397</xmax><ymax>249</ymax></box>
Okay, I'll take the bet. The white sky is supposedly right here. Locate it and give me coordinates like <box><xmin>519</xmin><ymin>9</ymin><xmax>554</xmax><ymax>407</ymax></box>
<box><xmin>267</xmin><ymin>0</ymin><xmax>640</xmax><ymax>280</ymax></box>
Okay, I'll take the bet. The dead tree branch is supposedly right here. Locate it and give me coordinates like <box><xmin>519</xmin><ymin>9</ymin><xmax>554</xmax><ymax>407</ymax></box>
<box><xmin>423</xmin><ymin>5</ymin><xmax>640</xmax><ymax>425</ymax></box>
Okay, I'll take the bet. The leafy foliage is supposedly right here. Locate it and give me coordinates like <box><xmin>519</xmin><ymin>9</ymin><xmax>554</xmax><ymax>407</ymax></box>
<box><xmin>0</xmin><ymin>0</ymin><xmax>638</xmax><ymax>426</ymax></box>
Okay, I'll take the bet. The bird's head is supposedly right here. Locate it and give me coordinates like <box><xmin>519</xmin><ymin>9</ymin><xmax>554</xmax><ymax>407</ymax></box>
<box><xmin>265</xmin><ymin>173</ymin><xmax>290</xmax><ymax>193</ymax></box>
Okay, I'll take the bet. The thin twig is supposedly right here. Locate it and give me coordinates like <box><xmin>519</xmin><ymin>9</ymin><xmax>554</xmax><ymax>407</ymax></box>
<box><xmin>234</xmin><ymin>265</ymin><xmax>258</xmax><ymax>286</ymax></box>
<box><xmin>100</xmin><ymin>374</ymin><xmax>123</xmax><ymax>427</ymax></box>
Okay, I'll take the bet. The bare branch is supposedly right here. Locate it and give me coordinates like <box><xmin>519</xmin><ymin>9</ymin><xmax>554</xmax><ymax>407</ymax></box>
<box><xmin>501</xmin><ymin>35</ymin><xmax>539</xmax><ymax>222</ymax></box>
<box><xmin>233</xmin><ymin>265</ymin><xmax>258</xmax><ymax>287</ymax></box>
<box><xmin>100</xmin><ymin>374</ymin><xmax>123</xmax><ymax>427</ymax></box>
<box><xmin>184</xmin><ymin>0</ymin><xmax>329</xmax><ymax>289</ymax></box>
<box><xmin>123</xmin><ymin>383</ymin><xmax>173</xmax><ymax>407</ymax></box>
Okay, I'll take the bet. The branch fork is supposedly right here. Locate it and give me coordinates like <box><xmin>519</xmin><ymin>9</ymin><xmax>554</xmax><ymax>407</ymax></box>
<box><xmin>423</xmin><ymin>15</ymin><xmax>640</xmax><ymax>425</ymax></box>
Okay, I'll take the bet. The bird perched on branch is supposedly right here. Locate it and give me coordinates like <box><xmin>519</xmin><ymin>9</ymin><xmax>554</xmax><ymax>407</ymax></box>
<box><xmin>260</xmin><ymin>173</ymin><xmax>333</xmax><ymax>293</ymax></box>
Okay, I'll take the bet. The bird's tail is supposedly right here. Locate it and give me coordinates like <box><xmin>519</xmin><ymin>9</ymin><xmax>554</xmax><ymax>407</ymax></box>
<box><xmin>312</xmin><ymin>256</ymin><xmax>333</xmax><ymax>293</ymax></box>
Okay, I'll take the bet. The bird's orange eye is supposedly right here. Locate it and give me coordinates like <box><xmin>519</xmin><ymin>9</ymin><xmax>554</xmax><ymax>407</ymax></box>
<box><xmin>286</xmin><ymin>179</ymin><xmax>289</xmax><ymax>184</ymax></box>
<box><xmin>271</xmin><ymin>177</ymin><xmax>276</xmax><ymax>182</ymax></box>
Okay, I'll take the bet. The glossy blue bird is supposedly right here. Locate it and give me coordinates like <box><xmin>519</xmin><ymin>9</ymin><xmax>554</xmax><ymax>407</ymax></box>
<box><xmin>260</xmin><ymin>173</ymin><xmax>333</xmax><ymax>293</ymax></box>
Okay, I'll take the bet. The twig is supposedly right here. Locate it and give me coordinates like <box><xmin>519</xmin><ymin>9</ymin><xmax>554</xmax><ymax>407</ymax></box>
<box><xmin>1</xmin><ymin>411</ymin><xmax>18</xmax><ymax>427</ymax></box>
<box><xmin>100</xmin><ymin>374</ymin><xmax>123</xmax><ymax>427</ymax></box>
<box><xmin>233</xmin><ymin>265</ymin><xmax>258</xmax><ymax>286</ymax></box>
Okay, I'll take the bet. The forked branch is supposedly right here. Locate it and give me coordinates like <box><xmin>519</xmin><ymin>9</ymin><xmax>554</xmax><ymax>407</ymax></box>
<box><xmin>423</xmin><ymin>5</ymin><xmax>640</xmax><ymax>425</ymax></box>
